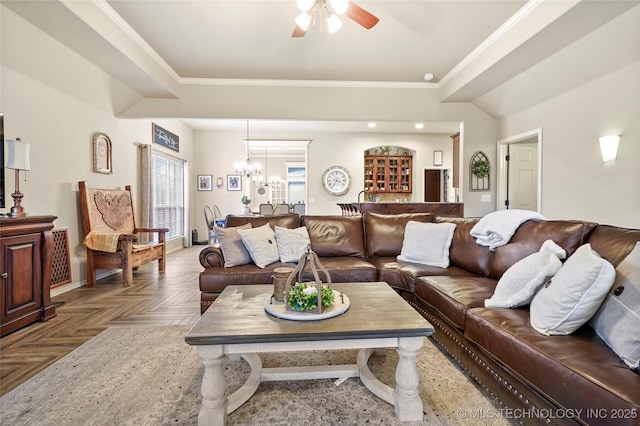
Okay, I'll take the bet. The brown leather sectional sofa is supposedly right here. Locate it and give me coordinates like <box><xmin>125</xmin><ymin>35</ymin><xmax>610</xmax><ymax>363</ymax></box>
<box><xmin>198</xmin><ymin>212</ymin><xmax>639</xmax><ymax>425</ymax></box>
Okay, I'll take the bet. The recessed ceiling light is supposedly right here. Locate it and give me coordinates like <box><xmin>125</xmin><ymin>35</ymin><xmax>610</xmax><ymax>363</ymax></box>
<box><xmin>367</xmin><ymin>122</ymin><xmax>377</xmax><ymax>128</ymax></box>
<box><xmin>415</xmin><ymin>123</ymin><xmax>424</xmax><ymax>129</ymax></box>
<box><xmin>423</xmin><ymin>73</ymin><xmax>434</xmax><ymax>81</ymax></box>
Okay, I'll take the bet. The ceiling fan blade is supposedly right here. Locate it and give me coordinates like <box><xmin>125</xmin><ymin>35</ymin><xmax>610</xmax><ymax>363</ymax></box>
<box><xmin>292</xmin><ymin>25</ymin><xmax>308</xmax><ymax>37</ymax></box>
<box><xmin>345</xmin><ymin>2</ymin><xmax>379</xmax><ymax>30</ymax></box>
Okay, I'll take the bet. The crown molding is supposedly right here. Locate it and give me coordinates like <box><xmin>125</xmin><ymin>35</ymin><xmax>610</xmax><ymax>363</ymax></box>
<box><xmin>179</xmin><ymin>77</ymin><xmax>437</xmax><ymax>90</ymax></box>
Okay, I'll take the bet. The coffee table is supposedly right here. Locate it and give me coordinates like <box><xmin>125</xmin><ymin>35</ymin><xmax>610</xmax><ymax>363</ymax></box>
<box><xmin>185</xmin><ymin>282</ymin><xmax>434</xmax><ymax>425</ymax></box>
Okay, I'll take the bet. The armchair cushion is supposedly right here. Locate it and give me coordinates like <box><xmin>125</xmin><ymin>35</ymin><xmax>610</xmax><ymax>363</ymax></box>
<box><xmin>82</xmin><ymin>231</ymin><xmax>121</xmax><ymax>253</ymax></box>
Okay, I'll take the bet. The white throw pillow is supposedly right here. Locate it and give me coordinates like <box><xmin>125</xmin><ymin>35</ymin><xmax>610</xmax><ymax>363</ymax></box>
<box><xmin>530</xmin><ymin>244</ymin><xmax>615</xmax><ymax>335</ymax></box>
<box><xmin>485</xmin><ymin>240</ymin><xmax>565</xmax><ymax>308</ymax></box>
<box><xmin>591</xmin><ymin>242</ymin><xmax>640</xmax><ymax>371</ymax></box>
<box><xmin>397</xmin><ymin>221</ymin><xmax>456</xmax><ymax>268</ymax></box>
<box><xmin>215</xmin><ymin>223</ymin><xmax>252</xmax><ymax>267</ymax></box>
<box><xmin>275</xmin><ymin>226</ymin><xmax>310</xmax><ymax>263</ymax></box>
<box><xmin>237</xmin><ymin>224</ymin><xmax>280</xmax><ymax>268</ymax></box>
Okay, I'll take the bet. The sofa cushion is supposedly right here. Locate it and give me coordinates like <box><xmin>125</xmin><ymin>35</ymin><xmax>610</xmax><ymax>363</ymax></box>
<box><xmin>237</xmin><ymin>224</ymin><xmax>280</xmax><ymax>268</ymax></box>
<box><xmin>199</xmin><ymin>261</ymin><xmax>296</xmax><ymax>295</ymax></box>
<box><xmin>415</xmin><ymin>276</ymin><xmax>497</xmax><ymax>330</ymax></box>
<box><xmin>587</xmin><ymin>224</ymin><xmax>640</xmax><ymax>267</ymax></box>
<box><xmin>275</xmin><ymin>226</ymin><xmax>311</xmax><ymax>263</ymax></box>
<box><xmin>226</xmin><ymin>213</ymin><xmax>300</xmax><ymax>229</ymax></box>
<box><xmin>311</xmin><ymin>257</ymin><xmax>377</xmax><ymax>283</ymax></box>
<box><xmin>488</xmin><ymin>220</ymin><xmax>597</xmax><ymax>279</ymax></box>
<box><xmin>363</xmin><ymin>212</ymin><xmax>433</xmax><ymax>257</ymax></box>
<box><xmin>397</xmin><ymin>221</ymin><xmax>456</xmax><ymax>268</ymax></box>
<box><xmin>484</xmin><ymin>240</ymin><xmax>565</xmax><ymax>309</ymax></box>
<box><xmin>591</xmin><ymin>242</ymin><xmax>640</xmax><ymax>370</ymax></box>
<box><xmin>530</xmin><ymin>244</ymin><xmax>615</xmax><ymax>336</ymax></box>
<box><xmin>437</xmin><ymin>217</ymin><xmax>492</xmax><ymax>277</ymax></box>
<box><xmin>466</xmin><ymin>307</ymin><xmax>640</xmax><ymax>419</ymax></box>
<box><xmin>301</xmin><ymin>216</ymin><xmax>366</xmax><ymax>258</ymax></box>
<box><xmin>215</xmin><ymin>223</ymin><xmax>252</xmax><ymax>267</ymax></box>
<box><xmin>371</xmin><ymin>257</ymin><xmax>475</xmax><ymax>293</ymax></box>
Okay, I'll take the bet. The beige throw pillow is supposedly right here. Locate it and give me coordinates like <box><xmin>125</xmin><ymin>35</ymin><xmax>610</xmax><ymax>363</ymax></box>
<box><xmin>530</xmin><ymin>244</ymin><xmax>615</xmax><ymax>335</ymax></box>
<box><xmin>591</xmin><ymin>242</ymin><xmax>640</xmax><ymax>371</ymax></box>
<box><xmin>275</xmin><ymin>226</ymin><xmax>310</xmax><ymax>263</ymax></box>
<box><xmin>485</xmin><ymin>240</ymin><xmax>565</xmax><ymax>308</ymax></box>
<box><xmin>237</xmin><ymin>224</ymin><xmax>280</xmax><ymax>268</ymax></box>
<box><xmin>397</xmin><ymin>221</ymin><xmax>456</xmax><ymax>268</ymax></box>
<box><xmin>215</xmin><ymin>223</ymin><xmax>252</xmax><ymax>267</ymax></box>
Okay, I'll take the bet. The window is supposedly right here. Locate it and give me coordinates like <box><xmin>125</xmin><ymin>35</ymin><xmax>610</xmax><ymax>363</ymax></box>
<box><xmin>151</xmin><ymin>150</ymin><xmax>184</xmax><ymax>241</ymax></box>
<box><xmin>269</xmin><ymin>181</ymin><xmax>286</xmax><ymax>204</ymax></box>
<box><xmin>286</xmin><ymin>162</ymin><xmax>306</xmax><ymax>204</ymax></box>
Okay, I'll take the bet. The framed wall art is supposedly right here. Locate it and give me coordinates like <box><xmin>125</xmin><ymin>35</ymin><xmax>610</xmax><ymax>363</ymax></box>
<box><xmin>433</xmin><ymin>150</ymin><xmax>443</xmax><ymax>166</ymax></box>
<box><xmin>93</xmin><ymin>132</ymin><xmax>112</xmax><ymax>174</ymax></box>
<box><xmin>227</xmin><ymin>174</ymin><xmax>242</xmax><ymax>191</ymax></box>
<box><xmin>197</xmin><ymin>174</ymin><xmax>212</xmax><ymax>191</ymax></box>
<box><xmin>152</xmin><ymin>123</ymin><xmax>179</xmax><ymax>152</ymax></box>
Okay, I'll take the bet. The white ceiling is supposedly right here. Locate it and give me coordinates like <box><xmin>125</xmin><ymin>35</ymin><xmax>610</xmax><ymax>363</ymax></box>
<box><xmin>4</xmin><ymin>0</ymin><xmax>637</xmax><ymax>132</ymax></box>
<box><xmin>104</xmin><ymin>0</ymin><xmax>525</xmax><ymax>83</ymax></box>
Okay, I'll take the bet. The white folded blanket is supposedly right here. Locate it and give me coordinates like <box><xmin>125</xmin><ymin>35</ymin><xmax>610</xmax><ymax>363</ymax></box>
<box><xmin>470</xmin><ymin>209</ymin><xmax>546</xmax><ymax>251</ymax></box>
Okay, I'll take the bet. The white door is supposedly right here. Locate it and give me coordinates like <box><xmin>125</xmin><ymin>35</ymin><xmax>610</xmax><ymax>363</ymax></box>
<box><xmin>507</xmin><ymin>142</ymin><xmax>538</xmax><ymax>211</ymax></box>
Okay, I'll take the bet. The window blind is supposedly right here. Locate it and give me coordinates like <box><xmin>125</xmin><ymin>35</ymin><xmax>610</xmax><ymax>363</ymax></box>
<box><xmin>151</xmin><ymin>150</ymin><xmax>184</xmax><ymax>240</ymax></box>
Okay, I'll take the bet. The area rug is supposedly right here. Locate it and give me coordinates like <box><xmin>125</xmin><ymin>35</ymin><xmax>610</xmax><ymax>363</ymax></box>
<box><xmin>0</xmin><ymin>325</ymin><xmax>512</xmax><ymax>425</ymax></box>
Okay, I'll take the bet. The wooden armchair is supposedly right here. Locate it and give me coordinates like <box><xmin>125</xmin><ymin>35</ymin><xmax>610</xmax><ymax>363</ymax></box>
<box><xmin>78</xmin><ymin>181</ymin><xmax>168</xmax><ymax>287</ymax></box>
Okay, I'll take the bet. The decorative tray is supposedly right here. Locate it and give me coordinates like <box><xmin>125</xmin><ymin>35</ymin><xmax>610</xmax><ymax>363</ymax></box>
<box><xmin>263</xmin><ymin>290</ymin><xmax>350</xmax><ymax>321</ymax></box>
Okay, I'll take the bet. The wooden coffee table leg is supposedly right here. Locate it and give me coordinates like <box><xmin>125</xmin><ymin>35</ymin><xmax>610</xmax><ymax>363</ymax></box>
<box><xmin>393</xmin><ymin>336</ymin><xmax>424</xmax><ymax>421</ymax></box>
<box><xmin>197</xmin><ymin>345</ymin><xmax>227</xmax><ymax>425</ymax></box>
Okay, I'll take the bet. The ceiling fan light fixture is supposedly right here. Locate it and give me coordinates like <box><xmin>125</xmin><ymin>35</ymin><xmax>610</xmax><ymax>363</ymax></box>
<box><xmin>327</xmin><ymin>14</ymin><xmax>343</xmax><ymax>33</ymax></box>
<box><xmin>330</xmin><ymin>0</ymin><xmax>349</xmax><ymax>15</ymax></box>
<box><xmin>295</xmin><ymin>12</ymin><xmax>312</xmax><ymax>31</ymax></box>
<box><xmin>296</xmin><ymin>0</ymin><xmax>315</xmax><ymax>12</ymax></box>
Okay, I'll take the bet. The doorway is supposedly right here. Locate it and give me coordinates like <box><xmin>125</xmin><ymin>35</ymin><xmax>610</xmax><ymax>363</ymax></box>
<box><xmin>424</xmin><ymin>169</ymin><xmax>449</xmax><ymax>202</ymax></box>
<box><xmin>496</xmin><ymin>129</ymin><xmax>542</xmax><ymax>213</ymax></box>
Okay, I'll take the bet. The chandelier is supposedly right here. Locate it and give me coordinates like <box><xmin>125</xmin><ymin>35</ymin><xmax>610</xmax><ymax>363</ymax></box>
<box><xmin>234</xmin><ymin>120</ymin><xmax>262</xmax><ymax>179</ymax></box>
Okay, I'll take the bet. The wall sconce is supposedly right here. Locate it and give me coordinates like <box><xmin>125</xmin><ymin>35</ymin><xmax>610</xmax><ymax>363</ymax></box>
<box><xmin>599</xmin><ymin>135</ymin><xmax>620</xmax><ymax>162</ymax></box>
<box><xmin>6</xmin><ymin>138</ymin><xmax>31</xmax><ymax>217</ymax></box>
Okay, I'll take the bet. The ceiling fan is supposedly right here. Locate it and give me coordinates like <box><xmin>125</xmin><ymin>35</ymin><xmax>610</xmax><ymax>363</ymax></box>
<box><xmin>292</xmin><ymin>0</ymin><xmax>380</xmax><ymax>37</ymax></box>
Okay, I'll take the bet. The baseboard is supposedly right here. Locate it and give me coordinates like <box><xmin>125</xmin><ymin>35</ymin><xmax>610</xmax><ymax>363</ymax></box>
<box><xmin>51</xmin><ymin>270</ymin><xmax>119</xmax><ymax>297</ymax></box>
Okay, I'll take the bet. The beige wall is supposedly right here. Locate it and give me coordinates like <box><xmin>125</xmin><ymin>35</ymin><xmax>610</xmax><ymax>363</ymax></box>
<box><xmin>3</xmin><ymin>3</ymin><xmax>638</xmax><ymax>295</ymax></box>
<box><xmin>192</xmin><ymin>129</ymin><xmax>464</xmax><ymax>238</ymax></box>
<box><xmin>1</xmin><ymin>7</ymin><xmax>195</xmax><ymax>291</ymax></box>
<box><xmin>497</xmin><ymin>61</ymin><xmax>640</xmax><ymax>228</ymax></box>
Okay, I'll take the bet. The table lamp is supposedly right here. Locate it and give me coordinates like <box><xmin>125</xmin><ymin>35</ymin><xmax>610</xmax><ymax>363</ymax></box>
<box><xmin>6</xmin><ymin>138</ymin><xmax>31</xmax><ymax>218</ymax></box>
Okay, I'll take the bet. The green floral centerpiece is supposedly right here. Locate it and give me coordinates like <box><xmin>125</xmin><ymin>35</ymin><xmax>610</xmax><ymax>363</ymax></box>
<box><xmin>287</xmin><ymin>282</ymin><xmax>334</xmax><ymax>312</ymax></box>
<box><xmin>284</xmin><ymin>246</ymin><xmax>333</xmax><ymax>314</ymax></box>
<box><xmin>241</xmin><ymin>195</ymin><xmax>251</xmax><ymax>205</ymax></box>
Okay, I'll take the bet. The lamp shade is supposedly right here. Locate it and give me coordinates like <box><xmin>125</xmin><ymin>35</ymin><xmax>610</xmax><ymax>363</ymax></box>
<box><xmin>296</xmin><ymin>0</ymin><xmax>315</xmax><ymax>12</ymax></box>
<box><xmin>295</xmin><ymin>12</ymin><xmax>312</xmax><ymax>31</ymax></box>
<box><xmin>6</xmin><ymin>139</ymin><xmax>31</xmax><ymax>170</ymax></box>
<box><xmin>327</xmin><ymin>14</ymin><xmax>343</xmax><ymax>33</ymax></box>
<box><xmin>599</xmin><ymin>135</ymin><xmax>620</xmax><ymax>162</ymax></box>
<box><xmin>330</xmin><ymin>0</ymin><xmax>349</xmax><ymax>15</ymax></box>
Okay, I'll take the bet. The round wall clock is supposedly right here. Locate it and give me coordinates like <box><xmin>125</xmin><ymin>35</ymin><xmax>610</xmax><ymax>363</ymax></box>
<box><xmin>321</xmin><ymin>165</ymin><xmax>351</xmax><ymax>196</ymax></box>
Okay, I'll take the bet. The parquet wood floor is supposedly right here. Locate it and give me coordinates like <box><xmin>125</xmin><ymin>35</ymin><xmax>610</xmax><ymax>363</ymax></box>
<box><xmin>0</xmin><ymin>245</ymin><xmax>204</xmax><ymax>396</ymax></box>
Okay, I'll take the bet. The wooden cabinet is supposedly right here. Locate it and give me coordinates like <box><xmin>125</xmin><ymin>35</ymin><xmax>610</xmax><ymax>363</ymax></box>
<box><xmin>364</xmin><ymin>155</ymin><xmax>412</xmax><ymax>193</ymax></box>
<box><xmin>0</xmin><ymin>215</ymin><xmax>57</xmax><ymax>337</ymax></box>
